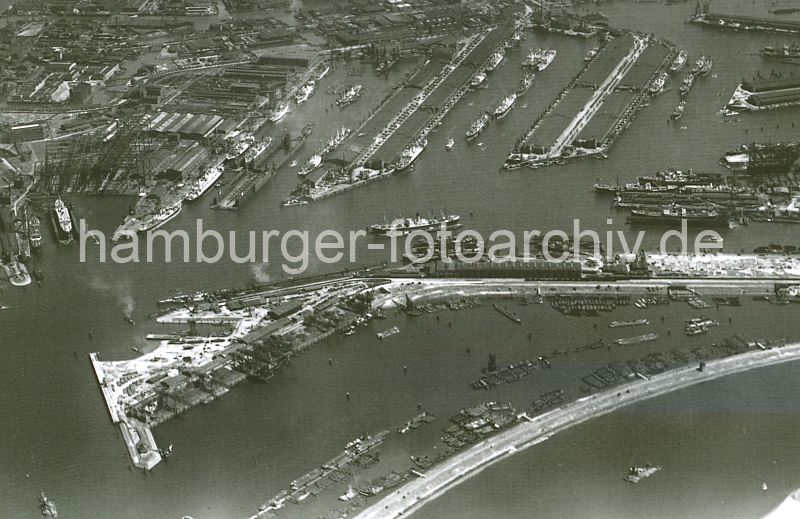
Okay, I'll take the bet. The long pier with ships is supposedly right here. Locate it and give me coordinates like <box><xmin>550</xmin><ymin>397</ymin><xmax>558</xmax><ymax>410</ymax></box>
<box><xmin>504</xmin><ymin>30</ymin><xmax>676</xmax><ymax>170</ymax></box>
<box><xmin>282</xmin><ymin>24</ymin><xmax>519</xmax><ymax>205</ymax></box>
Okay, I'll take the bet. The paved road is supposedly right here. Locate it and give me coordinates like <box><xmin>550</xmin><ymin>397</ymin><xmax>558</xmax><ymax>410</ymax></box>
<box><xmin>355</xmin><ymin>340</ymin><xmax>800</xmax><ymax>519</ymax></box>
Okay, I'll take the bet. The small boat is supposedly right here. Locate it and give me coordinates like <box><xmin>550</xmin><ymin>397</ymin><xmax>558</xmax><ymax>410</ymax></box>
<box><xmin>289</xmin><ymin>160</ymin><xmax>298</xmax><ymax>167</ymax></box>
<box><xmin>446</xmin><ymin>138</ymin><xmax>454</xmax><ymax>151</ymax></box>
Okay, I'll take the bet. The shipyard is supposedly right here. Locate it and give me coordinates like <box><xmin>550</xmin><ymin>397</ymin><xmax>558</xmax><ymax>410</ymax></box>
<box><xmin>4</xmin><ymin>0</ymin><xmax>800</xmax><ymax>518</ymax></box>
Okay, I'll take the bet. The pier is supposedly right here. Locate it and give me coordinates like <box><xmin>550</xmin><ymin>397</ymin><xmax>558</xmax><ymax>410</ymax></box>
<box><xmin>505</xmin><ymin>32</ymin><xmax>675</xmax><ymax>169</ymax></box>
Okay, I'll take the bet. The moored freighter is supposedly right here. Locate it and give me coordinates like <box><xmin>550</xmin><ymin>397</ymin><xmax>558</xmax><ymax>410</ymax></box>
<box><xmin>395</xmin><ymin>139</ymin><xmax>427</xmax><ymax>172</ymax></box>
<box><xmin>370</xmin><ymin>213</ymin><xmax>460</xmax><ymax>236</ymax></box>
<box><xmin>51</xmin><ymin>198</ymin><xmax>74</xmax><ymax>245</ymax></box>
<box><xmin>670</xmin><ymin>49</ymin><xmax>688</xmax><ymax>73</ymax></box>
<box><xmin>493</xmin><ymin>93</ymin><xmax>517</xmax><ymax>119</ymax></box>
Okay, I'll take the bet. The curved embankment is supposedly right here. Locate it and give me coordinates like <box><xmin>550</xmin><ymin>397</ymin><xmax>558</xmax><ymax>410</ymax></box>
<box><xmin>356</xmin><ymin>341</ymin><xmax>800</xmax><ymax>519</ymax></box>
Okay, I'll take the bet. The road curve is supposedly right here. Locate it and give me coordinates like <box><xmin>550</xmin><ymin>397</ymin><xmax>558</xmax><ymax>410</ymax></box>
<box><xmin>355</xmin><ymin>341</ymin><xmax>800</xmax><ymax>519</ymax></box>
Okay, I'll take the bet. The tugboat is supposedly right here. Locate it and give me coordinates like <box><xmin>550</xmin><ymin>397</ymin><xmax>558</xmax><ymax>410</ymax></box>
<box><xmin>624</xmin><ymin>464</ymin><xmax>661</xmax><ymax>484</ymax></box>
<box><xmin>690</xmin><ymin>56</ymin><xmax>705</xmax><ymax>76</ymax></box>
<box><xmin>671</xmin><ymin>100</ymin><xmax>686</xmax><ymax>120</ymax></box>
<box><xmin>445</xmin><ymin>138</ymin><xmax>454</xmax><ymax>151</ymax></box>
<box><xmin>39</xmin><ymin>491</ymin><xmax>58</xmax><ymax>518</ymax></box>
<box><xmin>670</xmin><ymin>49</ymin><xmax>688</xmax><ymax>73</ymax></box>
<box><xmin>465</xmin><ymin>112</ymin><xmax>489</xmax><ymax>141</ymax></box>
<box><xmin>585</xmin><ymin>47</ymin><xmax>599</xmax><ymax>62</ymax></box>
<box><xmin>679</xmin><ymin>74</ymin><xmax>694</xmax><ymax>98</ymax></box>
<box><xmin>493</xmin><ymin>93</ymin><xmax>517</xmax><ymax>119</ymax></box>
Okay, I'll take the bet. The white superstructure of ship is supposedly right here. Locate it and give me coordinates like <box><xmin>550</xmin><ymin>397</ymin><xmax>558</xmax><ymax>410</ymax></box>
<box><xmin>336</xmin><ymin>85</ymin><xmax>363</xmax><ymax>107</ymax></box>
<box><xmin>54</xmin><ymin>198</ymin><xmax>72</xmax><ymax>236</ymax></box>
<box><xmin>484</xmin><ymin>50</ymin><xmax>505</xmax><ymax>72</ymax></box>
<box><xmin>395</xmin><ymin>138</ymin><xmax>427</xmax><ymax>171</ymax></box>
<box><xmin>294</xmin><ymin>80</ymin><xmax>316</xmax><ymax>103</ymax></box>
<box><xmin>185</xmin><ymin>164</ymin><xmax>224</xmax><ymax>201</ymax></box>
<box><xmin>470</xmin><ymin>71</ymin><xmax>487</xmax><ymax>88</ymax></box>
<box><xmin>493</xmin><ymin>93</ymin><xmax>517</xmax><ymax>119</ymax></box>
<box><xmin>269</xmin><ymin>101</ymin><xmax>289</xmax><ymax>122</ymax></box>
<box><xmin>322</xmin><ymin>127</ymin><xmax>351</xmax><ymax>154</ymax></box>
<box><xmin>243</xmin><ymin>136</ymin><xmax>273</xmax><ymax>163</ymax></box>
<box><xmin>225</xmin><ymin>131</ymin><xmax>254</xmax><ymax>160</ymax></box>
<box><xmin>297</xmin><ymin>154</ymin><xmax>323</xmax><ymax>177</ymax></box>
<box><xmin>536</xmin><ymin>49</ymin><xmax>556</xmax><ymax>71</ymax></box>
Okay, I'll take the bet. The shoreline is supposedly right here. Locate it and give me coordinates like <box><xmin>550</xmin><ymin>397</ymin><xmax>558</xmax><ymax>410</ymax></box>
<box><xmin>356</xmin><ymin>340</ymin><xmax>800</xmax><ymax>519</ymax></box>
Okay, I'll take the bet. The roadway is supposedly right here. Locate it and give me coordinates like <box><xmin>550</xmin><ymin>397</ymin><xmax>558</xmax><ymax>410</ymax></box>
<box><xmin>355</xmin><ymin>340</ymin><xmax>800</xmax><ymax>519</ymax></box>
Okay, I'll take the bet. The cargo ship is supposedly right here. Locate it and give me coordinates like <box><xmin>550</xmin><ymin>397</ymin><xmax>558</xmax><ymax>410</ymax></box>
<box><xmin>142</xmin><ymin>202</ymin><xmax>182</xmax><ymax>232</ymax></box>
<box><xmin>294</xmin><ymin>80</ymin><xmax>315</xmax><ymax>103</ymax></box>
<box><xmin>297</xmin><ymin>154</ymin><xmax>322</xmax><ymax>177</ymax></box>
<box><xmin>522</xmin><ymin>49</ymin><xmax>556</xmax><ymax>71</ymax></box>
<box><xmin>322</xmin><ymin>126</ymin><xmax>350</xmax><ymax>154</ymax></box>
<box><xmin>186</xmin><ymin>164</ymin><xmax>224</xmax><ymax>202</ymax></box>
<box><xmin>493</xmin><ymin>93</ymin><xmax>517</xmax><ymax>119</ymax></box>
<box><xmin>28</xmin><ymin>215</ymin><xmax>42</xmax><ymax>251</ymax></box>
<box><xmin>671</xmin><ymin>100</ymin><xmax>686</xmax><ymax>120</ymax></box>
<box><xmin>670</xmin><ymin>49</ymin><xmax>688</xmax><ymax>73</ymax></box>
<box><xmin>699</xmin><ymin>56</ymin><xmax>713</xmax><ymax>76</ymax></box>
<box><xmin>470</xmin><ymin>72</ymin><xmax>486</xmax><ymax>88</ymax></box>
<box><xmin>244</xmin><ymin>137</ymin><xmax>273</xmax><ymax>164</ymax></box>
<box><xmin>522</xmin><ymin>50</ymin><xmax>538</xmax><ymax>69</ymax></box>
<box><xmin>627</xmin><ymin>205</ymin><xmax>728</xmax><ymax>226</ymax></box>
<box><xmin>466</xmin><ymin>112</ymin><xmax>489</xmax><ymax>141</ymax></box>
<box><xmin>370</xmin><ymin>213</ymin><xmax>461</xmax><ymax>236</ymax></box>
<box><xmin>609</xmin><ymin>319</ymin><xmax>650</xmax><ymax>328</ymax></box>
<box><xmin>649</xmin><ymin>72</ymin><xmax>669</xmax><ymax>95</ymax></box>
<box><xmin>760</xmin><ymin>43</ymin><xmax>800</xmax><ymax>63</ymax></box>
<box><xmin>39</xmin><ymin>491</ymin><xmax>57</xmax><ymax>518</ymax></box>
<box><xmin>224</xmin><ymin>131</ymin><xmax>254</xmax><ymax>160</ymax></box>
<box><xmin>614</xmin><ymin>333</ymin><xmax>658</xmax><ymax>345</ymax></box>
<box><xmin>336</xmin><ymin>85</ymin><xmax>363</xmax><ymax>107</ymax></box>
<box><xmin>395</xmin><ymin>138</ymin><xmax>427</xmax><ymax>171</ymax></box>
<box><xmin>516</xmin><ymin>72</ymin><xmax>535</xmax><ymax>95</ymax></box>
<box><xmin>690</xmin><ymin>56</ymin><xmax>706</xmax><ymax>76</ymax></box>
<box><xmin>50</xmin><ymin>198</ymin><xmax>74</xmax><ymax>245</ymax></box>
<box><xmin>315</xmin><ymin>63</ymin><xmax>330</xmax><ymax>80</ymax></box>
<box><xmin>484</xmin><ymin>50</ymin><xmax>505</xmax><ymax>72</ymax></box>
<box><xmin>269</xmin><ymin>101</ymin><xmax>289</xmax><ymax>122</ymax></box>
<box><xmin>535</xmin><ymin>49</ymin><xmax>556</xmax><ymax>71</ymax></box>
<box><xmin>679</xmin><ymin>74</ymin><xmax>694</xmax><ymax>97</ymax></box>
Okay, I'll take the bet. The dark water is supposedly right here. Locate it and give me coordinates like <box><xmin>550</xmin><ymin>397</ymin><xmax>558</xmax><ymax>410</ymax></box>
<box><xmin>3</xmin><ymin>0</ymin><xmax>800</xmax><ymax>517</ymax></box>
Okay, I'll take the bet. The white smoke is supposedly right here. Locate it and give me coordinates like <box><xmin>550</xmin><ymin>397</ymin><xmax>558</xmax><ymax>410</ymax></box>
<box><xmin>250</xmin><ymin>262</ymin><xmax>271</xmax><ymax>284</ymax></box>
<box><xmin>87</xmin><ymin>277</ymin><xmax>135</xmax><ymax>318</ymax></box>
